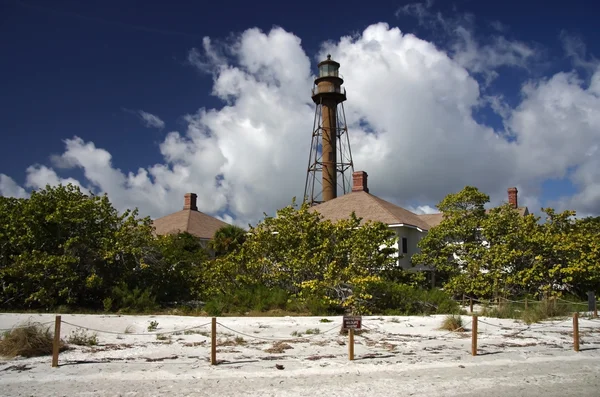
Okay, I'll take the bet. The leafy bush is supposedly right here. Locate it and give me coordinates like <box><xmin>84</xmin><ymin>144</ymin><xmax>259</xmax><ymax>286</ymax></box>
<box><xmin>102</xmin><ymin>298</ymin><xmax>113</xmax><ymax>312</ymax></box>
<box><xmin>204</xmin><ymin>285</ymin><xmax>291</xmax><ymax>316</ymax></box>
<box><xmin>479</xmin><ymin>298</ymin><xmax>575</xmax><ymax>324</ymax></box>
<box><xmin>480</xmin><ymin>303</ymin><xmax>520</xmax><ymax>319</ymax></box>
<box><xmin>66</xmin><ymin>328</ymin><xmax>98</xmax><ymax>346</ymax></box>
<box><xmin>0</xmin><ymin>322</ymin><xmax>64</xmax><ymax>358</ymax></box>
<box><xmin>367</xmin><ymin>282</ymin><xmax>460</xmax><ymax>315</ymax></box>
<box><xmin>147</xmin><ymin>321</ymin><xmax>159</xmax><ymax>331</ymax></box>
<box><xmin>110</xmin><ymin>283</ymin><xmax>158</xmax><ymax>313</ymax></box>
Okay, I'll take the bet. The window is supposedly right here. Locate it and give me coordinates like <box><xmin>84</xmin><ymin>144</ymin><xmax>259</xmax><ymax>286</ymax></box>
<box><xmin>319</xmin><ymin>63</ymin><xmax>338</xmax><ymax>77</ymax></box>
<box><xmin>402</xmin><ymin>237</ymin><xmax>408</xmax><ymax>254</ymax></box>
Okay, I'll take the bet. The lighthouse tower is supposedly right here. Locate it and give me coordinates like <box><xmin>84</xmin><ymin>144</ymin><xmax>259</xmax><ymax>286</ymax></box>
<box><xmin>304</xmin><ymin>55</ymin><xmax>354</xmax><ymax>206</ymax></box>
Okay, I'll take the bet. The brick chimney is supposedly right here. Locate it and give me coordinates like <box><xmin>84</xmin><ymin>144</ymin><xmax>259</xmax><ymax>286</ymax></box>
<box><xmin>184</xmin><ymin>193</ymin><xmax>198</xmax><ymax>211</ymax></box>
<box><xmin>507</xmin><ymin>187</ymin><xmax>518</xmax><ymax>209</ymax></box>
<box><xmin>352</xmin><ymin>171</ymin><xmax>369</xmax><ymax>193</ymax></box>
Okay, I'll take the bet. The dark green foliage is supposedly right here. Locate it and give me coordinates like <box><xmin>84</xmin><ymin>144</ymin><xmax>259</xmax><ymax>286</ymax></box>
<box><xmin>139</xmin><ymin>232</ymin><xmax>208</xmax><ymax>304</ymax></box>
<box><xmin>109</xmin><ymin>283</ymin><xmax>158</xmax><ymax>313</ymax></box>
<box><xmin>4</xmin><ymin>183</ymin><xmax>594</xmax><ymax>317</ymax></box>
<box><xmin>0</xmin><ymin>185</ymin><xmax>209</xmax><ymax>312</ymax></box>
<box><xmin>480</xmin><ymin>298</ymin><xmax>584</xmax><ymax>324</ymax></box>
<box><xmin>209</xmin><ymin>224</ymin><xmax>247</xmax><ymax>257</ymax></box>
<box><xmin>480</xmin><ymin>303</ymin><xmax>520</xmax><ymax>319</ymax></box>
<box><xmin>203</xmin><ymin>285</ymin><xmax>290</xmax><ymax>316</ymax></box>
<box><xmin>413</xmin><ymin>185</ymin><xmax>600</xmax><ymax>301</ymax></box>
<box><xmin>0</xmin><ymin>184</ymin><xmax>155</xmax><ymax>309</ymax></box>
<box><xmin>367</xmin><ymin>281</ymin><xmax>461</xmax><ymax>315</ymax></box>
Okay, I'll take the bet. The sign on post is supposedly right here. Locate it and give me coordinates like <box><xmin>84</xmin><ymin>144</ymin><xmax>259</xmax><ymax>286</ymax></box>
<box><xmin>587</xmin><ymin>291</ymin><xmax>596</xmax><ymax>312</ymax></box>
<box><xmin>343</xmin><ymin>315</ymin><xmax>362</xmax><ymax>330</ymax></box>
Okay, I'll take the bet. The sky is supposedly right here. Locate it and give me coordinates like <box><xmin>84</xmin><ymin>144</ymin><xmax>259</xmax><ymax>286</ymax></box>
<box><xmin>1</xmin><ymin>0</ymin><xmax>599</xmax><ymax>227</ymax></box>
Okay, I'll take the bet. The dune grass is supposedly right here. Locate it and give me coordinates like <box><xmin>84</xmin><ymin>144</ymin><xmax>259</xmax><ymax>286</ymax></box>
<box><xmin>0</xmin><ymin>322</ymin><xmax>67</xmax><ymax>358</ymax></box>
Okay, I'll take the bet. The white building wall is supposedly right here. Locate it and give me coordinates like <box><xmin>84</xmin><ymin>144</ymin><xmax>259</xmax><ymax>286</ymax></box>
<box><xmin>390</xmin><ymin>226</ymin><xmax>432</xmax><ymax>271</ymax></box>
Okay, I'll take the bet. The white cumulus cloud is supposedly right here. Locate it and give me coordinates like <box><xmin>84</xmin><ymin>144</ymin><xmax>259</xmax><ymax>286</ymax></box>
<box><xmin>0</xmin><ymin>174</ymin><xmax>27</xmax><ymax>198</ymax></box>
<box><xmin>2</xmin><ymin>20</ymin><xmax>600</xmax><ymax>226</ymax></box>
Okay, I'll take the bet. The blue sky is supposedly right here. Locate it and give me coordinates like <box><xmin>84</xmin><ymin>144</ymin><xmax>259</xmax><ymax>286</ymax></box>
<box><xmin>1</xmin><ymin>0</ymin><xmax>599</xmax><ymax>225</ymax></box>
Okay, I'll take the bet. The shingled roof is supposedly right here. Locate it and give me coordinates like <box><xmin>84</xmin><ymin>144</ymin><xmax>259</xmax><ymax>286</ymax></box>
<box><xmin>308</xmin><ymin>171</ymin><xmax>432</xmax><ymax>231</ymax></box>
<box><xmin>152</xmin><ymin>193</ymin><xmax>229</xmax><ymax>239</ymax></box>
<box><xmin>309</xmin><ymin>172</ymin><xmax>530</xmax><ymax>232</ymax></box>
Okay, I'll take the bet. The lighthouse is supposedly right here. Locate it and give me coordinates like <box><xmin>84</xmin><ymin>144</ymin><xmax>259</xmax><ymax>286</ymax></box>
<box><xmin>304</xmin><ymin>55</ymin><xmax>354</xmax><ymax>205</ymax></box>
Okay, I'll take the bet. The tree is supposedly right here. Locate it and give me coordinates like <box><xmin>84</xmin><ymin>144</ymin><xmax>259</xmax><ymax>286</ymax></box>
<box><xmin>414</xmin><ymin>183</ymin><xmax>600</xmax><ymax>300</ymax></box>
<box><xmin>209</xmin><ymin>224</ymin><xmax>247</xmax><ymax>257</ymax></box>
<box><xmin>0</xmin><ymin>184</ymin><xmax>154</xmax><ymax>309</ymax></box>
<box><xmin>567</xmin><ymin>216</ymin><xmax>600</xmax><ymax>294</ymax></box>
<box><xmin>413</xmin><ymin>186</ymin><xmax>491</xmax><ymax>298</ymax></box>
<box><xmin>209</xmin><ymin>199</ymin><xmax>398</xmax><ymax>313</ymax></box>
<box><xmin>140</xmin><ymin>232</ymin><xmax>209</xmax><ymax>303</ymax></box>
<box><xmin>481</xmin><ymin>203</ymin><xmax>534</xmax><ymax>297</ymax></box>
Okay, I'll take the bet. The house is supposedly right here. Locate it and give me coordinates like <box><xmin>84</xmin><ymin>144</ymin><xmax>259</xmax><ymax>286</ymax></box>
<box><xmin>308</xmin><ymin>171</ymin><xmax>432</xmax><ymax>271</ymax></box>
<box><xmin>309</xmin><ymin>171</ymin><xmax>530</xmax><ymax>272</ymax></box>
<box><xmin>152</xmin><ymin>193</ymin><xmax>230</xmax><ymax>250</ymax></box>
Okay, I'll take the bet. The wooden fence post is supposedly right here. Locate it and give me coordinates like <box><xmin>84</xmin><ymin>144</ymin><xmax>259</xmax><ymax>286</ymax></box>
<box><xmin>348</xmin><ymin>329</ymin><xmax>355</xmax><ymax>361</ymax></box>
<box><xmin>469</xmin><ymin>298</ymin><xmax>474</xmax><ymax>314</ymax></box>
<box><xmin>52</xmin><ymin>315</ymin><xmax>61</xmax><ymax>368</ymax></box>
<box><xmin>211</xmin><ymin>317</ymin><xmax>217</xmax><ymax>365</ymax></box>
<box><xmin>471</xmin><ymin>315</ymin><xmax>478</xmax><ymax>356</ymax></box>
<box><xmin>573</xmin><ymin>312</ymin><xmax>579</xmax><ymax>352</ymax></box>
<box><xmin>524</xmin><ymin>297</ymin><xmax>528</xmax><ymax>310</ymax></box>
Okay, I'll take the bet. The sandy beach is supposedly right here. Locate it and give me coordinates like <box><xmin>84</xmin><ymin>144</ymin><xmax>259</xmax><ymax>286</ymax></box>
<box><xmin>1</xmin><ymin>313</ymin><xmax>599</xmax><ymax>396</ymax></box>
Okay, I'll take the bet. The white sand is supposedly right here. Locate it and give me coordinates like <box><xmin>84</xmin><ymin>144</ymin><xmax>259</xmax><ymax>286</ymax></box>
<box><xmin>1</xmin><ymin>313</ymin><xmax>599</xmax><ymax>396</ymax></box>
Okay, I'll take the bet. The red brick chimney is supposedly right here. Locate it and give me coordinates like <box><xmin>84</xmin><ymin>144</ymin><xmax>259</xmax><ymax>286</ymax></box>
<box><xmin>352</xmin><ymin>171</ymin><xmax>369</xmax><ymax>193</ymax></box>
<box><xmin>184</xmin><ymin>193</ymin><xmax>198</xmax><ymax>211</ymax></box>
<box><xmin>507</xmin><ymin>187</ymin><xmax>518</xmax><ymax>209</ymax></box>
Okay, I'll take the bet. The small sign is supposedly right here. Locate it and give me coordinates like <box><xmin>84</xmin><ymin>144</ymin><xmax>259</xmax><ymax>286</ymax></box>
<box><xmin>343</xmin><ymin>315</ymin><xmax>362</xmax><ymax>330</ymax></box>
<box><xmin>588</xmin><ymin>291</ymin><xmax>596</xmax><ymax>312</ymax></box>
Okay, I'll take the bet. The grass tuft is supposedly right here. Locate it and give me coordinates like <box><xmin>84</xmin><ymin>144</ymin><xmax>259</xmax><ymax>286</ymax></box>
<box><xmin>265</xmin><ymin>341</ymin><xmax>293</xmax><ymax>354</ymax></box>
<box><xmin>521</xmin><ymin>300</ymin><xmax>571</xmax><ymax>324</ymax></box>
<box><xmin>0</xmin><ymin>322</ymin><xmax>66</xmax><ymax>358</ymax></box>
<box><xmin>439</xmin><ymin>315</ymin><xmax>464</xmax><ymax>332</ymax></box>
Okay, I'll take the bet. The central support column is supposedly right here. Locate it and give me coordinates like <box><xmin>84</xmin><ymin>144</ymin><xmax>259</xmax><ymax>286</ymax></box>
<box><xmin>321</xmin><ymin>99</ymin><xmax>337</xmax><ymax>202</ymax></box>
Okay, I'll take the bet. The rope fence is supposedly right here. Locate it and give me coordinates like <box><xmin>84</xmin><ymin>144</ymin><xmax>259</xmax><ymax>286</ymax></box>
<box><xmin>455</xmin><ymin>294</ymin><xmax>598</xmax><ymax>318</ymax></box>
<box><xmin>59</xmin><ymin>320</ymin><xmax>213</xmax><ymax>336</ymax></box>
<box><xmin>3</xmin><ymin>309</ymin><xmax>593</xmax><ymax>368</ymax></box>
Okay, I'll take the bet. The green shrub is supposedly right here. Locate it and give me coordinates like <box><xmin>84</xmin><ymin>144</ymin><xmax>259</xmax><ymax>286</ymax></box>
<box><xmin>66</xmin><ymin>328</ymin><xmax>98</xmax><ymax>346</ymax></box>
<box><xmin>480</xmin><ymin>303</ymin><xmax>519</xmax><ymax>319</ymax></box>
<box><xmin>301</xmin><ymin>294</ymin><xmax>343</xmax><ymax>316</ymax></box>
<box><xmin>521</xmin><ymin>299</ymin><xmax>571</xmax><ymax>324</ymax></box>
<box><xmin>102</xmin><ymin>297</ymin><xmax>113</xmax><ymax>312</ymax></box>
<box><xmin>110</xmin><ymin>283</ymin><xmax>158</xmax><ymax>313</ymax></box>
<box><xmin>204</xmin><ymin>285</ymin><xmax>292</xmax><ymax>315</ymax></box>
<box><xmin>366</xmin><ymin>282</ymin><xmax>460</xmax><ymax>315</ymax></box>
<box><xmin>203</xmin><ymin>297</ymin><xmax>228</xmax><ymax>317</ymax></box>
<box><xmin>147</xmin><ymin>321</ymin><xmax>159</xmax><ymax>331</ymax></box>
